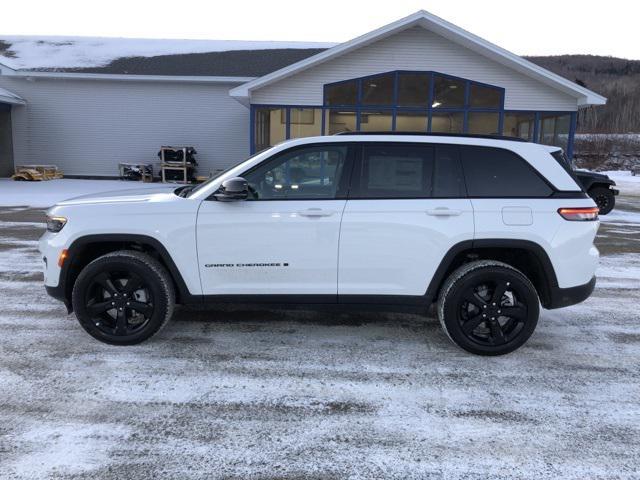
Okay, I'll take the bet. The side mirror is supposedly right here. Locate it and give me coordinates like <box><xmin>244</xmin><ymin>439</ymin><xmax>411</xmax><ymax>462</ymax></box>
<box><xmin>213</xmin><ymin>177</ymin><xmax>249</xmax><ymax>201</ymax></box>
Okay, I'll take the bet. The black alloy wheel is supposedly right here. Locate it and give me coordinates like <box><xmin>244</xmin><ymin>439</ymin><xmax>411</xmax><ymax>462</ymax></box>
<box><xmin>438</xmin><ymin>261</ymin><xmax>539</xmax><ymax>355</ymax></box>
<box><xmin>72</xmin><ymin>251</ymin><xmax>175</xmax><ymax>345</ymax></box>
<box><xmin>589</xmin><ymin>186</ymin><xmax>615</xmax><ymax>215</ymax></box>
<box><xmin>84</xmin><ymin>271</ymin><xmax>154</xmax><ymax>337</ymax></box>
<box><xmin>458</xmin><ymin>279</ymin><xmax>528</xmax><ymax>347</ymax></box>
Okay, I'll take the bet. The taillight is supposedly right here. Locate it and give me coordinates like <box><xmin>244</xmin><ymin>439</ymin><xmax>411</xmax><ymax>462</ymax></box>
<box><xmin>557</xmin><ymin>207</ymin><xmax>599</xmax><ymax>221</ymax></box>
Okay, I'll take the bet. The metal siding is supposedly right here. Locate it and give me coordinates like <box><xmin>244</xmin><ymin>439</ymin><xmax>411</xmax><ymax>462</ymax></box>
<box><xmin>0</xmin><ymin>76</ymin><xmax>249</xmax><ymax>176</ymax></box>
<box><xmin>251</xmin><ymin>27</ymin><xmax>578</xmax><ymax>111</ymax></box>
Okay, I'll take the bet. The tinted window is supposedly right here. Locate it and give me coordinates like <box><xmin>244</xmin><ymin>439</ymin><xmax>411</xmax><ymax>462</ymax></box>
<box><xmin>460</xmin><ymin>146</ymin><xmax>552</xmax><ymax>197</ymax></box>
<box><xmin>245</xmin><ymin>145</ymin><xmax>348</xmax><ymax>200</ymax></box>
<box><xmin>325</xmin><ymin>80</ymin><xmax>358</xmax><ymax>106</ymax></box>
<box><xmin>361</xmin><ymin>73</ymin><xmax>394</xmax><ymax>105</ymax></box>
<box><xmin>353</xmin><ymin>144</ymin><xmax>464</xmax><ymax>198</ymax></box>
<box><xmin>433</xmin><ymin>146</ymin><xmax>466</xmax><ymax>197</ymax></box>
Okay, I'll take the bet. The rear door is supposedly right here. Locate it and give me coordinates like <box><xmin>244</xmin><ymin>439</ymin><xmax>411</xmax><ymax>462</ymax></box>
<box><xmin>338</xmin><ymin>142</ymin><xmax>474</xmax><ymax>298</ymax></box>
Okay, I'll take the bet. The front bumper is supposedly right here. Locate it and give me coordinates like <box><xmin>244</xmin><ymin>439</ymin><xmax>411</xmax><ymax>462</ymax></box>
<box><xmin>45</xmin><ymin>284</ymin><xmax>72</xmax><ymax>313</ymax></box>
<box><xmin>546</xmin><ymin>276</ymin><xmax>596</xmax><ymax>309</ymax></box>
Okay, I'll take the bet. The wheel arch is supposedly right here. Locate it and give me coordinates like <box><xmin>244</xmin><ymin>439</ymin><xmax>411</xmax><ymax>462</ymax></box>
<box><xmin>60</xmin><ymin>234</ymin><xmax>193</xmax><ymax>311</ymax></box>
<box><xmin>425</xmin><ymin>239</ymin><xmax>559</xmax><ymax>309</ymax></box>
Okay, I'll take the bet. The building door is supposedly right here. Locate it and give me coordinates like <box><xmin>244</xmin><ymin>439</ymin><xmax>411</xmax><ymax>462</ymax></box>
<box><xmin>0</xmin><ymin>104</ymin><xmax>13</xmax><ymax>177</ymax></box>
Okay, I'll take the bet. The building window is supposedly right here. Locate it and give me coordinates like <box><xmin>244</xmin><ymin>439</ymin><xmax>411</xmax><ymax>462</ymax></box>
<box><xmin>467</xmin><ymin>112</ymin><xmax>500</xmax><ymax>135</ymax></box>
<box><xmin>432</xmin><ymin>75</ymin><xmax>466</xmax><ymax>109</ymax></box>
<box><xmin>503</xmin><ymin>112</ymin><xmax>536</xmax><ymax>140</ymax></box>
<box><xmin>254</xmin><ymin>107</ymin><xmax>287</xmax><ymax>152</ymax></box>
<box><xmin>469</xmin><ymin>83</ymin><xmax>502</xmax><ymax>109</ymax></box>
<box><xmin>326</xmin><ymin>109</ymin><xmax>357</xmax><ymax>134</ymax></box>
<box><xmin>252</xmin><ymin>71</ymin><xmax>575</xmax><ymax>159</ymax></box>
<box><xmin>431</xmin><ymin>112</ymin><xmax>464</xmax><ymax>133</ymax></box>
<box><xmin>359</xmin><ymin>110</ymin><xmax>393</xmax><ymax>131</ymax></box>
<box><xmin>289</xmin><ymin>108</ymin><xmax>322</xmax><ymax>139</ymax></box>
<box><xmin>361</xmin><ymin>73</ymin><xmax>395</xmax><ymax>106</ymax></box>
<box><xmin>325</xmin><ymin>80</ymin><xmax>358</xmax><ymax>106</ymax></box>
<box><xmin>397</xmin><ymin>73</ymin><xmax>431</xmax><ymax>107</ymax></box>
<box><xmin>395</xmin><ymin>110</ymin><xmax>428</xmax><ymax>132</ymax></box>
<box><xmin>539</xmin><ymin>113</ymin><xmax>571</xmax><ymax>151</ymax></box>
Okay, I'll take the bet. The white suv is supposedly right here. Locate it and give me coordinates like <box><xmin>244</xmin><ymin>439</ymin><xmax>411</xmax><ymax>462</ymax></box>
<box><xmin>40</xmin><ymin>134</ymin><xmax>600</xmax><ymax>355</ymax></box>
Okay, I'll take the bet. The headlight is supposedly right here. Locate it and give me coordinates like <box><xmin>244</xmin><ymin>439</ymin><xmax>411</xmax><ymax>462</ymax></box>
<box><xmin>46</xmin><ymin>216</ymin><xmax>67</xmax><ymax>233</ymax></box>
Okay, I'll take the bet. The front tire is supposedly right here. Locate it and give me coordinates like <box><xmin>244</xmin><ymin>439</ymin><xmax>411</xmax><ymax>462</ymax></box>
<box><xmin>72</xmin><ymin>250</ymin><xmax>175</xmax><ymax>345</ymax></box>
<box><xmin>589</xmin><ymin>186</ymin><xmax>615</xmax><ymax>215</ymax></box>
<box><xmin>437</xmin><ymin>261</ymin><xmax>539</xmax><ymax>356</ymax></box>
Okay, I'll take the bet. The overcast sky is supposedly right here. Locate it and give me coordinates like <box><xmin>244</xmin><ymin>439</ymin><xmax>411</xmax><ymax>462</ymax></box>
<box><xmin>3</xmin><ymin>0</ymin><xmax>639</xmax><ymax>59</ymax></box>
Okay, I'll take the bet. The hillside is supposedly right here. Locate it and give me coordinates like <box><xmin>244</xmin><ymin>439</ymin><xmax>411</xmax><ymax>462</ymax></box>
<box><xmin>526</xmin><ymin>55</ymin><xmax>640</xmax><ymax>133</ymax></box>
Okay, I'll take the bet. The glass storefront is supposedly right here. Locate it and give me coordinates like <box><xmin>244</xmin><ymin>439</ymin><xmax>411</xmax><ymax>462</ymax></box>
<box><xmin>503</xmin><ymin>112</ymin><xmax>536</xmax><ymax>141</ymax></box>
<box><xmin>254</xmin><ymin>107</ymin><xmax>287</xmax><ymax>152</ymax></box>
<box><xmin>252</xmin><ymin>70</ymin><xmax>576</xmax><ymax>156</ymax></box>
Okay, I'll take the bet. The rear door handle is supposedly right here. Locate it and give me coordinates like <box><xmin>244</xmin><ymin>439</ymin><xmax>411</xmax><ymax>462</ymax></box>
<box><xmin>426</xmin><ymin>208</ymin><xmax>462</xmax><ymax>217</ymax></box>
<box><xmin>298</xmin><ymin>208</ymin><xmax>334</xmax><ymax>217</ymax></box>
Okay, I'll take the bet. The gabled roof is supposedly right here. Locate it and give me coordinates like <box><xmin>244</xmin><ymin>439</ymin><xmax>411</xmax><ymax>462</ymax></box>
<box><xmin>0</xmin><ymin>87</ymin><xmax>25</xmax><ymax>105</ymax></box>
<box><xmin>230</xmin><ymin>10</ymin><xmax>607</xmax><ymax>107</ymax></box>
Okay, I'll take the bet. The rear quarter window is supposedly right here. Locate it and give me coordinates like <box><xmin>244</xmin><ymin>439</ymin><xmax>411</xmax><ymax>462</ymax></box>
<box><xmin>460</xmin><ymin>146</ymin><xmax>553</xmax><ymax>197</ymax></box>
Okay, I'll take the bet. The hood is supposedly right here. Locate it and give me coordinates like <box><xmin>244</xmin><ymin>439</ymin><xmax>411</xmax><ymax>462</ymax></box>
<box><xmin>575</xmin><ymin>169</ymin><xmax>615</xmax><ymax>183</ymax></box>
<box><xmin>55</xmin><ymin>186</ymin><xmax>179</xmax><ymax>206</ymax></box>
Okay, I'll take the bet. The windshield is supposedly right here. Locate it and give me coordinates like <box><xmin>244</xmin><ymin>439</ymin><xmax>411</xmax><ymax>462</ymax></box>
<box><xmin>187</xmin><ymin>151</ymin><xmax>264</xmax><ymax>197</ymax></box>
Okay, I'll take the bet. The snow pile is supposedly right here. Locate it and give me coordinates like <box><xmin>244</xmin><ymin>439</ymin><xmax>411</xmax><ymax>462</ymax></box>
<box><xmin>0</xmin><ymin>36</ymin><xmax>336</xmax><ymax>70</ymax></box>
<box><xmin>0</xmin><ymin>178</ymin><xmax>171</xmax><ymax>208</ymax></box>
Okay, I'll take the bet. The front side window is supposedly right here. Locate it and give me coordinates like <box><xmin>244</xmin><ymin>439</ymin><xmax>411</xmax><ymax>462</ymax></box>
<box><xmin>244</xmin><ymin>145</ymin><xmax>348</xmax><ymax>200</ymax></box>
<box><xmin>460</xmin><ymin>146</ymin><xmax>552</xmax><ymax>197</ymax></box>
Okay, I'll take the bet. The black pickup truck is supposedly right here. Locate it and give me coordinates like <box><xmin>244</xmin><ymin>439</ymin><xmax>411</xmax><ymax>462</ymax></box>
<box><xmin>551</xmin><ymin>150</ymin><xmax>619</xmax><ymax>214</ymax></box>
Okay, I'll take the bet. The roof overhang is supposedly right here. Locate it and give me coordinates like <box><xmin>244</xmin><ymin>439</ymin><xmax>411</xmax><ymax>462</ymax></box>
<box><xmin>0</xmin><ymin>87</ymin><xmax>25</xmax><ymax>105</ymax></box>
<box><xmin>4</xmin><ymin>70</ymin><xmax>256</xmax><ymax>84</ymax></box>
<box><xmin>230</xmin><ymin>10</ymin><xmax>606</xmax><ymax>108</ymax></box>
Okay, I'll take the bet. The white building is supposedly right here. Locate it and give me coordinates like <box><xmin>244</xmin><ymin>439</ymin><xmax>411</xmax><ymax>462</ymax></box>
<box><xmin>0</xmin><ymin>10</ymin><xmax>605</xmax><ymax>178</ymax></box>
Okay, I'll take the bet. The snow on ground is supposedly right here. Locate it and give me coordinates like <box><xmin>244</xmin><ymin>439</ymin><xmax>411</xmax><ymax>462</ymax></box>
<box><xmin>0</xmin><ymin>178</ymin><xmax>173</xmax><ymax>208</ymax></box>
<box><xmin>0</xmin><ymin>36</ymin><xmax>337</xmax><ymax>70</ymax></box>
<box><xmin>0</xmin><ymin>182</ymin><xmax>639</xmax><ymax>479</ymax></box>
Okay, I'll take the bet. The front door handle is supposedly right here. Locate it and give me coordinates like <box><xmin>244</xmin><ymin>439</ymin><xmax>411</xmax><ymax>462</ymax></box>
<box><xmin>426</xmin><ymin>208</ymin><xmax>462</xmax><ymax>217</ymax></box>
<box><xmin>298</xmin><ymin>208</ymin><xmax>334</xmax><ymax>217</ymax></box>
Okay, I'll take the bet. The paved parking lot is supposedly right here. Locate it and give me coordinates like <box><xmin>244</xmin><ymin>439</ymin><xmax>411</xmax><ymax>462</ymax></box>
<box><xmin>0</xmin><ymin>188</ymin><xmax>639</xmax><ymax>479</ymax></box>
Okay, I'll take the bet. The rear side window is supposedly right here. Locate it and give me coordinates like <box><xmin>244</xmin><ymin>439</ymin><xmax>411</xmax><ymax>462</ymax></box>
<box><xmin>460</xmin><ymin>146</ymin><xmax>552</xmax><ymax>197</ymax></box>
<box><xmin>351</xmin><ymin>143</ymin><xmax>465</xmax><ymax>198</ymax></box>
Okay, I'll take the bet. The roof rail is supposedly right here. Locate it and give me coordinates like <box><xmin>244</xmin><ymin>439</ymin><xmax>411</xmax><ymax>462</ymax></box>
<box><xmin>334</xmin><ymin>131</ymin><xmax>529</xmax><ymax>142</ymax></box>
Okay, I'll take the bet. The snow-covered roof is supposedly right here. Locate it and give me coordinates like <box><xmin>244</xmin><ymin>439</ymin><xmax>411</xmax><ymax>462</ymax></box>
<box><xmin>230</xmin><ymin>10</ymin><xmax>607</xmax><ymax>108</ymax></box>
<box><xmin>0</xmin><ymin>36</ymin><xmax>337</xmax><ymax>71</ymax></box>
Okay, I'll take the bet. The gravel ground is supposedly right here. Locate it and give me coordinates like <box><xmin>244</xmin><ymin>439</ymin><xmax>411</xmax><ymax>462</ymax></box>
<box><xmin>0</xmin><ymin>195</ymin><xmax>639</xmax><ymax>479</ymax></box>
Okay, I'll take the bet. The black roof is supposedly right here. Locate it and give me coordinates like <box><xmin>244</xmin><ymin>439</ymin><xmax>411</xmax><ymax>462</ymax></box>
<box><xmin>48</xmin><ymin>48</ymin><xmax>328</xmax><ymax>77</ymax></box>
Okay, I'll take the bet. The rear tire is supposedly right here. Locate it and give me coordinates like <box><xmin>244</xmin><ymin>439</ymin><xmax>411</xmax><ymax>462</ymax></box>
<box><xmin>72</xmin><ymin>250</ymin><xmax>175</xmax><ymax>345</ymax></box>
<box><xmin>589</xmin><ymin>186</ymin><xmax>615</xmax><ymax>215</ymax></box>
<box><xmin>437</xmin><ymin>261</ymin><xmax>539</xmax><ymax>356</ymax></box>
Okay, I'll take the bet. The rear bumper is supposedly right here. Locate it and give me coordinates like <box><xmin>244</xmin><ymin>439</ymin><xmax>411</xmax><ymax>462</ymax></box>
<box><xmin>546</xmin><ymin>276</ymin><xmax>596</xmax><ymax>309</ymax></box>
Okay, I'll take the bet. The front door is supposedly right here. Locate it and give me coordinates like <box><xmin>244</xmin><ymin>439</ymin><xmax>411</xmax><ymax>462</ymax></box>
<box><xmin>196</xmin><ymin>143</ymin><xmax>354</xmax><ymax>297</ymax></box>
